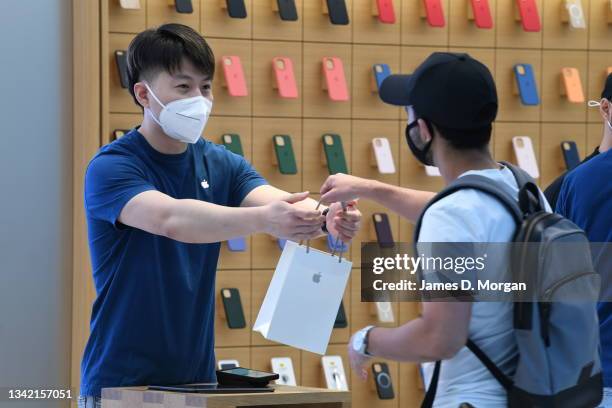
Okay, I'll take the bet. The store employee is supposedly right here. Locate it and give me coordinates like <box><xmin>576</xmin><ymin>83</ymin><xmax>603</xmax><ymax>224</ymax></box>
<box><xmin>79</xmin><ymin>23</ymin><xmax>361</xmax><ymax>406</ymax></box>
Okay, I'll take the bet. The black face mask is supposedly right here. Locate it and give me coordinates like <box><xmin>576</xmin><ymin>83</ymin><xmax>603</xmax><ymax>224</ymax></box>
<box><xmin>405</xmin><ymin>120</ymin><xmax>434</xmax><ymax>167</ymax></box>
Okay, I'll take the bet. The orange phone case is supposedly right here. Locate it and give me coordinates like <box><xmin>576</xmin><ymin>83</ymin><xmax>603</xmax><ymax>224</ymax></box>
<box><xmin>221</xmin><ymin>55</ymin><xmax>248</xmax><ymax>97</ymax></box>
<box><xmin>273</xmin><ymin>57</ymin><xmax>298</xmax><ymax>99</ymax></box>
<box><xmin>561</xmin><ymin>67</ymin><xmax>585</xmax><ymax>103</ymax></box>
<box><xmin>322</xmin><ymin>57</ymin><xmax>349</xmax><ymax>102</ymax></box>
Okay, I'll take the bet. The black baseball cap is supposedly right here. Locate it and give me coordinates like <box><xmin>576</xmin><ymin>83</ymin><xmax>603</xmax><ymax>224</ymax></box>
<box><xmin>602</xmin><ymin>73</ymin><xmax>612</xmax><ymax>100</ymax></box>
<box><xmin>379</xmin><ymin>52</ymin><xmax>498</xmax><ymax>130</ymax></box>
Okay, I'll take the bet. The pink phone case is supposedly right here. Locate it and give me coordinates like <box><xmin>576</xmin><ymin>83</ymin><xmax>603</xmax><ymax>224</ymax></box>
<box><xmin>376</xmin><ymin>0</ymin><xmax>396</xmax><ymax>24</ymax></box>
<box><xmin>273</xmin><ymin>57</ymin><xmax>298</xmax><ymax>99</ymax></box>
<box><xmin>221</xmin><ymin>55</ymin><xmax>248</xmax><ymax>97</ymax></box>
<box><xmin>516</xmin><ymin>0</ymin><xmax>541</xmax><ymax>32</ymax></box>
<box><xmin>423</xmin><ymin>0</ymin><xmax>445</xmax><ymax>27</ymax></box>
<box><xmin>322</xmin><ymin>57</ymin><xmax>349</xmax><ymax>101</ymax></box>
<box><xmin>471</xmin><ymin>0</ymin><xmax>493</xmax><ymax>29</ymax></box>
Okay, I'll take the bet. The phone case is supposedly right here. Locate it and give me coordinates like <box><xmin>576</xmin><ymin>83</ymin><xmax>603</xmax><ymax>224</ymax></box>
<box><xmin>372</xmin><ymin>362</ymin><xmax>395</xmax><ymax>400</ymax></box>
<box><xmin>326</xmin><ymin>0</ymin><xmax>350</xmax><ymax>25</ymax></box>
<box><xmin>119</xmin><ymin>0</ymin><xmax>141</xmax><ymax>9</ymax></box>
<box><xmin>375</xmin><ymin>301</ymin><xmax>395</xmax><ymax>323</ymax></box>
<box><xmin>112</xmin><ymin>129</ymin><xmax>129</xmax><ymax>141</ymax></box>
<box><xmin>222</xmin><ymin>56</ymin><xmax>248</xmax><ymax>97</ymax></box>
<box><xmin>220</xmin><ymin>288</ymin><xmax>247</xmax><ymax>329</ymax></box>
<box><xmin>271</xmin><ymin>357</ymin><xmax>297</xmax><ymax>386</ymax></box>
<box><xmin>372</xmin><ymin>138</ymin><xmax>396</xmax><ymax>174</ymax></box>
<box><xmin>425</xmin><ymin>165</ymin><xmax>441</xmax><ymax>176</ymax></box>
<box><xmin>227</xmin><ymin>237</ymin><xmax>246</xmax><ymax>252</ymax></box>
<box><xmin>277</xmin><ymin>238</ymin><xmax>287</xmax><ymax>250</ymax></box>
<box><xmin>561</xmin><ymin>67</ymin><xmax>585</xmax><ymax>103</ymax></box>
<box><xmin>372</xmin><ymin>64</ymin><xmax>392</xmax><ymax>92</ymax></box>
<box><xmin>513</xmin><ymin>64</ymin><xmax>540</xmax><ymax>106</ymax></box>
<box><xmin>334</xmin><ymin>301</ymin><xmax>348</xmax><ymax>328</ymax></box>
<box><xmin>376</xmin><ymin>0</ymin><xmax>396</xmax><ymax>24</ymax></box>
<box><xmin>322</xmin><ymin>57</ymin><xmax>349</xmax><ymax>101</ymax></box>
<box><xmin>277</xmin><ymin>0</ymin><xmax>298</xmax><ymax>21</ymax></box>
<box><xmin>174</xmin><ymin>0</ymin><xmax>193</xmax><ymax>14</ymax></box>
<box><xmin>423</xmin><ymin>0</ymin><xmax>446</xmax><ymax>27</ymax></box>
<box><xmin>218</xmin><ymin>359</ymin><xmax>240</xmax><ymax>370</ymax></box>
<box><xmin>114</xmin><ymin>50</ymin><xmax>129</xmax><ymax>89</ymax></box>
<box><xmin>273</xmin><ymin>57</ymin><xmax>298</xmax><ymax>99</ymax></box>
<box><xmin>516</xmin><ymin>0</ymin><xmax>541</xmax><ymax>32</ymax></box>
<box><xmin>470</xmin><ymin>0</ymin><xmax>493</xmax><ymax>29</ymax></box>
<box><xmin>273</xmin><ymin>135</ymin><xmax>298</xmax><ymax>175</ymax></box>
<box><xmin>221</xmin><ymin>134</ymin><xmax>245</xmax><ymax>156</ymax></box>
<box><xmin>512</xmin><ymin>136</ymin><xmax>539</xmax><ymax>179</ymax></box>
<box><xmin>226</xmin><ymin>0</ymin><xmax>247</xmax><ymax>18</ymax></box>
<box><xmin>322</xmin><ymin>134</ymin><xmax>348</xmax><ymax>175</ymax></box>
<box><xmin>561</xmin><ymin>141</ymin><xmax>580</xmax><ymax>170</ymax></box>
<box><xmin>564</xmin><ymin>0</ymin><xmax>585</xmax><ymax>29</ymax></box>
<box><xmin>373</xmin><ymin>213</ymin><xmax>394</xmax><ymax>248</ymax></box>
<box><xmin>321</xmin><ymin>356</ymin><xmax>349</xmax><ymax>391</ymax></box>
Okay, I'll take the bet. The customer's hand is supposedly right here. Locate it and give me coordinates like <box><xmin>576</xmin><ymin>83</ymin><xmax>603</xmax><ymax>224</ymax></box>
<box><xmin>262</xmin><ymin>192</ymin><xmax>325</xmax><ymax>241</ymax></box>
<box><xmin>326</xmin><ymin>201</ymin><xmax>361</xmax><ymax>243</ymax></box>
<box><xmin>320</xmin><ymin>174</ymin><xmax>373</xmax><ymax>205</ymax></box>
<box><xmin>348</xmin><ymin>333</ymin><xmax>371</xmax><ymax>381</ymax></box>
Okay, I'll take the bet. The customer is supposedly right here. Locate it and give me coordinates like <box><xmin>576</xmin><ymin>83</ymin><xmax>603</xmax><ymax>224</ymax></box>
<box><xmin>79</xmin><ymin>24</ymin><xmax>361</xmax><ymax>408</ymax></box>
<box><xmin>322</xmin><ymin>52</ymin><xmax>549</xmax><ymax>407</ymax></box>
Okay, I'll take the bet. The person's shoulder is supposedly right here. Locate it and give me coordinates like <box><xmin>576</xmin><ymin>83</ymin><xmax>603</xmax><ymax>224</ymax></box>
<box><xmin>87</xmin><ymin>131</ymin><xmax>143</xmax><ymax>172</ymax></box>
<box><xmin>566</xmin><ymin>149</ymin><xmax>610</xmax><ymax>183</ymax></box>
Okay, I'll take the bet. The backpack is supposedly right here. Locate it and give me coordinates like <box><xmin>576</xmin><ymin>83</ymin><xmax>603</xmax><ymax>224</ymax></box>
<box><xmin>416</xmin><ymin>162</ymin><xmax>602</xmax><ymax>408</ymax></box>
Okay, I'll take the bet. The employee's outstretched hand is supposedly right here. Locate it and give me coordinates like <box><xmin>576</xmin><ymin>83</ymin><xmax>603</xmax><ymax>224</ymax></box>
<box><xmin>262</xmin><ymin>192</ymin><xmax>325</xmax><ymax>241</ymax></box>
<box><xmin>326</xmin><ymin>201</ymin><xmax>361</xmax><ymax>243</ymax></box>
<box><xmin>320</xmin><ymin>173</ymin><xmax>373</xmax><ymax>205</ymax></box>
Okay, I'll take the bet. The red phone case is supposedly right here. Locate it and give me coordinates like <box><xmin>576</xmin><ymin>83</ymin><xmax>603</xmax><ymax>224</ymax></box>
<box><xmin>221</xmin><ymin>56</ymin><xmax>248</xmax><ymax>97</ymax></box>
<box><xmin>272</xmin><ymin>57</ymin><xmax>298</xmax><ymax>99</ymax></box>
<box><xmin>423</xmin><ymin>0</ymin><xmax>445</xmax><ymax>27</ymax></box>
<box><xmin>516</xmin><ymin>0</ymin><xmax>541</xmax><ymax>32</ymax></box>
<box><xmin>376</xmin><ymin>0</ymin><xmax>396</xmax><ymax>24</ymax></box>
<box><xmin>470</xmin><ymin>0</ymin><xmax>493</xmax><ymax>29</ymax></box>
<box><xmin>322</xmin><ymin>57</ymin><xmax>349</xmax><ymax>102</ymax></box>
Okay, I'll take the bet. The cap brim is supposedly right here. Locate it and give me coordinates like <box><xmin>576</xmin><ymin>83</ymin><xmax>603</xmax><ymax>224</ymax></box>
<box><xmin>379</xmin><ymin>74</ymin><xmax>414</xmax><ymax>106</ymax></box>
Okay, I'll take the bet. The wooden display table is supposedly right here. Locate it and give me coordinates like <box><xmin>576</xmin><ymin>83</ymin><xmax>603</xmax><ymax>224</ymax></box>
<box><xmin>101</xmin><ymin>384</ymin><xmax>351</xmax><ymax>408</ymax></box>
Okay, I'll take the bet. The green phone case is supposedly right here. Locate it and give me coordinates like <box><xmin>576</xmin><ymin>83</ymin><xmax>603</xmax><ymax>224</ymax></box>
<box><xmin>221</xmin><ymin>133</ymin><xmax>244</xmax><ymax>157</ymax></box>
<box><xmin>322</xmin><ymin>134</ymin><xmax>348</xmax><ymax>175</ymax></box>
<box><xmin>272</xmin><ymin>135</ymin><xmax>298</xmax><ymax>175</ymax></box>
<box><xmin>220</xmin><ymin>288</ymin><xmax>246</xmax><ymax>329</ymax></box>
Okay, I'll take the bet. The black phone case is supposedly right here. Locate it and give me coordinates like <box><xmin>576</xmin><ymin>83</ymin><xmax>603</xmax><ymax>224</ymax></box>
<box><xmin>277</xmin><ymin>0</ymin><xmax>298</xmax><ymax>21</ymax></box>
<box><xmin>114</xmin><ymin>51</ymin><xmax>129</xmax><ymax>89</ymax></box>
<box><xmin>334</xmin><ymin>301</ymin><xmax>348</xmax><ymax>328</ymax></box>
<box><xmin>221</xmin><ymin>288</ymin><xmax>246</xmax><ymax>329</ymax></box>
<box><xmin>372</xmin><ymin>363</ymin><xmax>395</xmax><ymax>400</ymax></box>
<box><xmin>226</xmin><ymin>0</ymin><xmax>247</xmax><ymax>18</ymax></box>
<box><xmin>326</xmin><ymin>0</ymin><xmax>349</xmax><ymax>25</ymax></box>
<box><xmin>561</xmin><ymin>141</ymin><xmax>580</xmax><ymax>170</ymax></box>
<box><xmin>175</xmin><ymin>0</ymin><xmax>193</xmax><ymax>13</ymax></box>
<box><xmin>372</xmin><ymin>213</ymin><xmax>394</xmax><ymax>248</ymax></box>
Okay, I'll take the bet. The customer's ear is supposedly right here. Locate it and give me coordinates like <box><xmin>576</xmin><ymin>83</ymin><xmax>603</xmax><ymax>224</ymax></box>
<box><xmin>417</xmin><ymin>119</ymin><xmax>433</xmax><ymax>144</ymax></box>
<box><xmin>600</xmin><ymin>98</ymin><xmax>611</xmax><ymax>121</ymax></box>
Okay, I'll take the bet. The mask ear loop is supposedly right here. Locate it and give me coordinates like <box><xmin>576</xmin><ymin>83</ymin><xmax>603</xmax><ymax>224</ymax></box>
<box><xmin>588</xmin><ymin>100</ymin><xmax>612</xmax><ymax>130</ymax></box>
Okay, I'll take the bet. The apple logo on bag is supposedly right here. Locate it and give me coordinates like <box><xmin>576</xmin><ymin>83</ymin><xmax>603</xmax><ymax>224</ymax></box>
<box><xmin>312</xmin><ymin>272</ymin><xmax>322</xmax><ymax>284</ymax></box>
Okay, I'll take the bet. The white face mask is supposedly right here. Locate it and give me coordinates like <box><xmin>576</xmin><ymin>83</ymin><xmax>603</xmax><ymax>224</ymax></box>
<box><xmin>145</xmin><ymin>83</ymin><xmax>212</xmax><ymax>144</ymax></box>
<box><xmin>587</xmin><ymin>100</ymin><xmax>612</xmax><ymax>131</ymax></box>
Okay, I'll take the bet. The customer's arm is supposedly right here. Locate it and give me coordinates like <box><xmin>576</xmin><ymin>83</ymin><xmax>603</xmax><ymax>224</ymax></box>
<box><xmin>320</xmin><ymin>174</ymin><xmax>435</xmax><ymax>223</ymax></box>
<box><xmin>367</xmin><ymin>302</ymin><xmax>471</xmax><ymax>361</ymax></box>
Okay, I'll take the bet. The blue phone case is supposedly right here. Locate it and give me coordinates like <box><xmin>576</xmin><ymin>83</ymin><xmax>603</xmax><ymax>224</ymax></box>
<box><xmin>373</xmin><ymin>64</ymin><xmax>392</xmax><ymax>91</ymax></box>
<box><xmin>327</xmin><ymin>234</ymin><xmax>349</xmax><ymax>252</ymax></box>
<box><xmin>227</xmin><ymin>237</ymin><xmax>247</xmax><ymax>252</ymax></box>
<box><xmin>513</xmin><ymin>64</ymin><xmax>539</xmax><ymax>106</ymax></box>
<box><xmin>277</xmin><ymin>239</ymin><xmax>287</xmax><ymax>251</ymax></box>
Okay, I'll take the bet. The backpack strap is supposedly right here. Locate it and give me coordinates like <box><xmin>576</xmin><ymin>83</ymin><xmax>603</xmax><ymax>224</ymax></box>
<box><xmin>466</xmin><ymin>340</ymin><xmax>514</xmax><ymax>391</ymax></box>
<box><xmin>420</xmin><ymin>361</ymin><xmax>441</xmax><ymax>408</ymax></box>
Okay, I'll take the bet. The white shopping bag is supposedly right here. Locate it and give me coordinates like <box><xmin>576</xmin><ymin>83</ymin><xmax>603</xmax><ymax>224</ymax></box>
<box><xmin>253</xmin><ymin>240</ymin><xmax>352</xmax><ymax>354</ymax></box>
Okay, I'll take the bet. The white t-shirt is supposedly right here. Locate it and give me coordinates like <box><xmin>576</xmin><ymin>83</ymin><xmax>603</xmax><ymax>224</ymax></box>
<box><xmin>418</xmin><ymin>166</ymin><xmax>550</xmax><ymax>408</ymax></box>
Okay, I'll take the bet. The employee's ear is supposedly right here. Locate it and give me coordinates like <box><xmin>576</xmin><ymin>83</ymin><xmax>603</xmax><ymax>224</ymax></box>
<box><xmin>134</xmin><ymin>82</ymin><xmax>150</xmax><ymax>109</ymax></box>
<box><xmin>417</xmin><ymin>119</ymin><xmax>433</xmax><ymax>144</ymax></box>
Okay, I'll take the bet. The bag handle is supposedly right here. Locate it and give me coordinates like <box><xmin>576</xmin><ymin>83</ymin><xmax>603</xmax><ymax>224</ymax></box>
<box><xmin>299</xmin><ymin>201</ymin><xmax>348</xmax><ymax>263</ymax></box>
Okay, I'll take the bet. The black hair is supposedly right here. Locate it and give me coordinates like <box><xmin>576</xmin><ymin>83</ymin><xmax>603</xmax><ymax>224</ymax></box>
<box><xmin>126</xmin><ymin>23</ymin><xmax>215</xmax><ymax>107</ymax></box>
<box><xmin>430</xmin><ymin>121</ymin><xmax>492</xmax><ymax>150</ymax></box>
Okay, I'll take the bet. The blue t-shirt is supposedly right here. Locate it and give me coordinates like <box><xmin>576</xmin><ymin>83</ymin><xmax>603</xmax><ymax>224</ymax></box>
<box><xmin>556</xmin><ymin>148</ymin><xmax>612</xmax><ymax>386</ymax></box>
<box><xmin>81</xmin><ymin>129</ymin><xmax>267</xmax><ymax>397</ymax></box>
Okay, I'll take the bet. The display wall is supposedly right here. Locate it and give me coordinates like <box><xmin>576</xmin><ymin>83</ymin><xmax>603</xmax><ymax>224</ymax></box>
<box><xmin>72</xmin><ymin>1</ymin><xmax>612</xmax><ymax>406</ymax></box>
